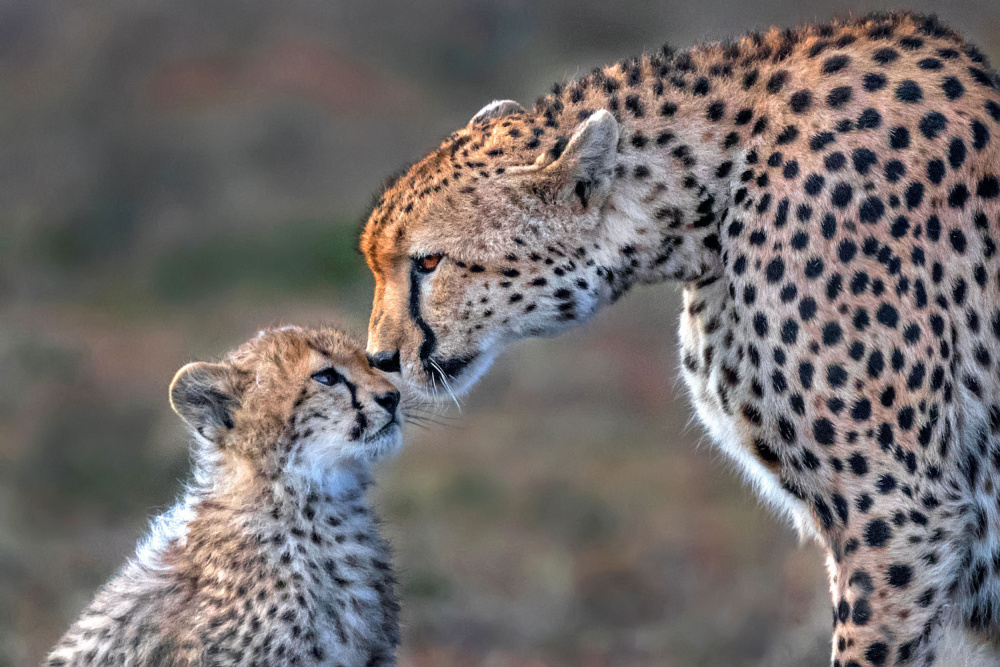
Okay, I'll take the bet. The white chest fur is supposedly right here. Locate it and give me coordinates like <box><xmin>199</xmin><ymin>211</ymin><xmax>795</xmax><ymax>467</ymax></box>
<box><xmin>677</xmin><ymin>283</ymin><xmax>818</xmax><ymax>540</ymax></box>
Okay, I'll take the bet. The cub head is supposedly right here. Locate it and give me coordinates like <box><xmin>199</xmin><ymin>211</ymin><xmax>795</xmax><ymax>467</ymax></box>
<box><xmin>170</xmin><ymin>326</ymin><xmax>402</xmax><ymax>473</ymax></box>
<box><xmin>361</xmin><ymin>102</ymin><xmax>621</xmax><ymax>398</ymax></box>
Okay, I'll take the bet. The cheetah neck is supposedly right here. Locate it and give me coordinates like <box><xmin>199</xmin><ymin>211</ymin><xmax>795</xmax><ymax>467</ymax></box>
<box><xmin>515</xmin><ymin>44</ymin><xmax>756</xmax><ymax>301</ymax></box>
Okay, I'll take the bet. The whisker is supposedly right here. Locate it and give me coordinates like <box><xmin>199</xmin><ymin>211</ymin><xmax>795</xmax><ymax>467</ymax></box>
<box><xmin>428</xmin><ymin>358</ymin><xmax>462</xmax><ymax>412</ymax></box>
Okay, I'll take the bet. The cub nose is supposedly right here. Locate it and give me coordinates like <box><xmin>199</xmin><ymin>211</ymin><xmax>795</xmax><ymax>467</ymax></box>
<box><xmin>367</xmin><ymin>350</ymin><xmax>401</xmax><ymax>373</ymax></box>
<box><xmin>374</xmin><ymin>390</ymin><xmax>400</xmax><ymax>415</ymax></box>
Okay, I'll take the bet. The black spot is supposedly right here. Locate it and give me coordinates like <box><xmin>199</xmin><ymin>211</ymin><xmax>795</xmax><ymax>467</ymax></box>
<box><xmin>813</xmin><ymin>418</ymin><xmax>835</xmax><ymax>445</ymax></box>
<box><xmin>987</xmin><ymin>100</ymin><xmax>1000</xmax><ymax>121</ymax></box>
<box><xmin>918</xmin><ymin>112</ymin><xmax>947</xmax><ymax>139</ymax></box>
<box><xmin>827</xmin><ymin>86</ymin><xmax>852</xmax><ymax>108</ymax></box>
<box><xmin>918</xmin><ymin>57</ymin><xmax>942</xmax><ymax>70</ymax></box>
<box><xmin>783</xmin><ymin>160</ymin><xmax>800</xmax><ymax>178</ymax></box>
<box><xmin>857</xmin><ymin>108</ymin><xmax>882</xmax><ymax>130</ymax></box>
<box><xmin>852</xmin><ymin>148</ymin><xmax>877</xmax><ymax>174</ymax></box>
<box><xmin>781</xmin><ymin>319</ymin><xmax>798</xmax><ymax>344</ymax></box>
<box><xmin>949</xmin><ymin>184</ymin><xmax>969</xmax><ymax>209</ymax></box>
<box><xmin>969</xmin><ymin>66</ymin><xmax>996</xmax><ymax>89</ymax></box>
<box><xmin>863</xmin><ymin>73</ymin><xmax>887</xmax><ymax>92</ymax></box>
<box><xmin>831</xmin><ymin>182</ymin><xmax>852</xmax><ymax>208</ymax></box>
<box><xmin>822</xmin><ymin>322</ymin><xmax>843</xmax><ymax>346</ymax></box>
<box><xmin>706</xmin><ymin>101</ymin><xmax>725</xmax><ymax>121</ymax></box>
<box><xmin>753</xmin><ymin>312</ymin><xmax>769</xmax><ymax>337</ymax></box>
<box><xmin>810</xmin><ymin>132</ymin><xmax>835</xmax><ymax>151</ymax></box>
<box><xmin>625</xmin><ymin>95</ymin><xmax>645</xmax><ymax>117</ymax></box>
<box><xmin>978</xmin><ymin>175</ymin><xmax>1000</xmax><ymax>199</ymax></box>
<box><xmin>776</xmin><ymin>125</ymin><xmax>799</xmax><ymax>144</ymax></box>
<box><xmin>864</xmin><ymin>519</ymin><xmax>891</xmax><ymax>547</ymax></box>
<box><xmin>895</xmin><ymin>80</ymin><xmax>923</xmax><ymax>102</ymax></box>
<box><xmin>790</xmin><ymin>90</ymin><xmax>812</xmax><ymax>113</ymax></box>
<box><xmin>799</xmin><ymin>297</ymin><xmax>817</xmax><ymax>320</ymax></box>
<box><xmin>859</xmin><ymin>197</ymin><xmax>885</xmax><ymax>223</ymax></box>
<box><xmin>852</xmin><ymin>598</ymin><xmax>872</xmax><ymax>625</ymax></box>
<box><xmin>824</xmin><ymin>152</ymin><xmax>846</xmax><ymax>171</ymax></box>
<box><xmin>884</xmin><ymin>159</ymin><xmax>905</xmax><ymax>182</ymax></box>
<box><xmin>927</xmin><ymin>159</ymin><xmax>945</xmax><ymax>184</ymax></box>
<box><xmin>872</xmin><ymin>48</ymin><xmax>898</xmax><ymax>65</ymax></box>
<box><xmin>950</xmin><ymin>228</ymin><xmax>968</xmax><ymax>253</ymax></box>
<box><xmin>974</xmin><ymin>120</ymin><xmax>992</xmax><ymax>150</ymax></box>
<box><xmin>905</xmin><ymin>182</ymin><xmax>924</xmax><ymax>210</ymax></box>
<box><xmin>804</xmin><ymin>256</ymin><xmax>824</xmax><ymax>279</ymax></box>
<box><xmin>942</xmin><ymin>76</ymin><xmax>965</xmax><ymax>100</ymax></box>
<box><xmin>766</xmin><ymin>71</ymin><xmax>788</xmax><ymax>94</ymax></box>
<box><xmin>889</xmin><ymin>126</ymin><xmax>910</xmax><ymax>150</ymax></box>
<box><xmin>876</xmin><ymin>303</ymin><xmax>899</xmax><ymax>328</ymax></box>
<box><xmin>765</xmin><ymin>258</ymin><xmax>785</xmax><ymax>283</ymax></box>
<box><xmin>865</xmin><ymin>642</ymin><xmax>889</xmax><ymax>666</ymax></box>
<box><xmin>804</xmin><ymin>173</ymin><xmax>825</xmax><ymax>195</ymax></box>
<box><xmin>823</xmin><ymin>55</ymin><xmax>849</xmax><ymax>74</ymax></box>
<box><xmin>949</xmin><ymin>137</ymin><xmax>967</xmax><ymax>167</ymax></box>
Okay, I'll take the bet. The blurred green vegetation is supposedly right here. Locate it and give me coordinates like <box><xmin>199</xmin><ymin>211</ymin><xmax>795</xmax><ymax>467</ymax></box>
<box><xmin>151</xmin><ymin>219</ymin><xmax>366</xmax><ymax>302</ymax></box>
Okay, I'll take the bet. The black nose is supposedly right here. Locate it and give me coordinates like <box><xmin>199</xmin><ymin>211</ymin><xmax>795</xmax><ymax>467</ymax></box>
<box><xmin>374</xmin><ymin>390</ymin><xmax>400</xmax><ymax>415</ymax></box>
<box><xmin>367</xmin><ymin>350</ymin><xmax>401</xmax><ymax>373</ymax></box>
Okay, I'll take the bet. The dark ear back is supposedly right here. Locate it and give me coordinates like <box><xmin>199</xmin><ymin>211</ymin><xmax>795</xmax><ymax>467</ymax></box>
<box><xmin>544</xmin><ymin>110</ymin><xmax>619</xmax><ymax>209</ymax></box>
<box><xmin>169</xmin><ymin>362</ymin><xmax>238</xmax><ymax>441</ymax></box>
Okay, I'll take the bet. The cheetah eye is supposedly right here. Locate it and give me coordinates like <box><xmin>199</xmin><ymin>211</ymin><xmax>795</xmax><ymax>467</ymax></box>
<box><xmin>414</xmin><ymin>253</ymin><xmax>443</xmax><ymax>274</ymax></box>
<box><xmin>311</xmin><ymin>368</ymin><xmax>343</xmax><ymax>386</ymax></box>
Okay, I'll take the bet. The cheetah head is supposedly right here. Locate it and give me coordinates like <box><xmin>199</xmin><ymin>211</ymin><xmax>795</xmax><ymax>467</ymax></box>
<box><xmin>170</xmin><ymin>326</ymin><xmax>403</xmax><ymax>478</ymax></box>
<box><xmin>361</xmin><ymin>102</ymin><xmax>622</xmax><ymax>398</ymax></box>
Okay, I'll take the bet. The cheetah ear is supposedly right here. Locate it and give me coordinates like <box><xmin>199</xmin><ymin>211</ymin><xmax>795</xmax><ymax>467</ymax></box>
<box><xmin>170</xmin><ymin>362</ymin><xmax>239</xmax><ymax>442</ymax></box>
<box><xmin>470</xmin><ymin>99</ymin><xmax>525</xmax><ymax>124</ymax></box>
<box><xmin>544</xmin><ymin>110</ymin><xmax>619</xmax><ymax>210</ymax></box>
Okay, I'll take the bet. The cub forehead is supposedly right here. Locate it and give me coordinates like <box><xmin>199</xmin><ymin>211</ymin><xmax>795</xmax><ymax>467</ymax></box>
<box><xmin>229</xmin><ymin>326</ymin><xmax>365</xmax><ymax>372</ymax></box>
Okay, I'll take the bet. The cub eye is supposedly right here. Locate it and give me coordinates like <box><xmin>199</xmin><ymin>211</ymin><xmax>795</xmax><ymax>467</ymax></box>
<box><xmin>415</xmin><ymin>253</ymin><xmax>443</xmax><ymax>273</ymax></box>
<box><xmin>311</xmin><ymin>368</ymin><xmax>343</xmax><ymax>386</ymax></box>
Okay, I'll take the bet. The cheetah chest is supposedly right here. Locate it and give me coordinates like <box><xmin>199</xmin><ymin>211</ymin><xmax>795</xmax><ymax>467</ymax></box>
<box><xmin>677</xmin><ymin>282</ymin><xmax>817</xmax><ymax>538</ymax></box>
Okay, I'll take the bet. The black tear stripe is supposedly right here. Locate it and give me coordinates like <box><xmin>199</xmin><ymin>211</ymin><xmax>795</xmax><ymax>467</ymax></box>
<box><xmin>342</xmin><ymin>378</ymin><xmax>362</xmax><ymax>410</ymax></box>
<box><xmin>409</xmin><ymin>264</ymin><xmax>438</xmax><ymax>362</ymax></box>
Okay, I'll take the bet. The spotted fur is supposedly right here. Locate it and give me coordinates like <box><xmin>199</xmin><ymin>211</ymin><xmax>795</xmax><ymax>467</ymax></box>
<box><xmin>361</xmin><ymin>12</ymin><xmax>1000</xmax><ymax>666</ymax></box>
<box><xmin>46</xmin><ymin>327</ymin><xmax>402</xmax><ymax>666</ymax></box>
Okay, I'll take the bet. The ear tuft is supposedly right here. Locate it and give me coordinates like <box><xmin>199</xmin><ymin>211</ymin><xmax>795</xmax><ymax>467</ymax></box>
<box><xmin>170</xmin><ymin>362</ymin><xmax>238</xmax><ymax>441</ymax></box>
<box><xmin>470</xmin><ymin>99</ymin><xmax>525</xmax><ymax>124</ymax></box>
<box><xmin>545</xmin><ymin>110</ymin><xmax>620</xmax><ymax>209</ymax></box>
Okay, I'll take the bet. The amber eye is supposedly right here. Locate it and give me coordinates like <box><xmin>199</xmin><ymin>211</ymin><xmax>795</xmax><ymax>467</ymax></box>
<box><xmin>415</xmin><ymin>253</ymin><xmax>443</xmax><ymax>273</ymax></box>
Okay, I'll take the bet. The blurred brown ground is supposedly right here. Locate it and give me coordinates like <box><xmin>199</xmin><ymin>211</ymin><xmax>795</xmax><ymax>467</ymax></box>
<box><xmin>1</xmin><ymin>2</ymin><xmax>998</xmax><ymax>665</ymax></box>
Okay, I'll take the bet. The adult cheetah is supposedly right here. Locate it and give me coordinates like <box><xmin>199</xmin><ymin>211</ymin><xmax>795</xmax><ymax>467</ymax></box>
<box><xmin>360</xmin><ymin>10</ymin><xmax>1000</xmax><ymax>666</ymax></box>
<box><xmin>47</xmin><ymin>327</ymin><xmax>402</xmax><ymax>666</ymax></box>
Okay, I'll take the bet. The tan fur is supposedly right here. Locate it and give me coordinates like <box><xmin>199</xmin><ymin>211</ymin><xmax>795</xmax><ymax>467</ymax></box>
<box><xmin>361</xmin><ymin>12</ymin><xmax>1000</xmax><ymax>666</ymax></box>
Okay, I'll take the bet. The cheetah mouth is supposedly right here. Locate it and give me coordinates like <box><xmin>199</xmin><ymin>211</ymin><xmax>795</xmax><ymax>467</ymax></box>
<box><xmin>423</xmin><ymin>354</ymin><xmax>477</xmax><ymax>388</ymax></box>
<box><xmin>365</xmin><ymin>418</ymin><xmax>399</xmax><ymax>443</ymax></box>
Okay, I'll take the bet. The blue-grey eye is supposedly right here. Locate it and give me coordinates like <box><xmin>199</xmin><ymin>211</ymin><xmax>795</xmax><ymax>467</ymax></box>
<box><xmin>311</xmin><ymin>368</ymin><xmax>343</xmax><ymax>386</ymax></box>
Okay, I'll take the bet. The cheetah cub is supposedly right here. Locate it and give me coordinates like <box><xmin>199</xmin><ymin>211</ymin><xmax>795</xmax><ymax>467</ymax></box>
<box><xmin>47</xmin><ymin>326</ymin><xmax>402</xmax><ymax>667</ymax></box>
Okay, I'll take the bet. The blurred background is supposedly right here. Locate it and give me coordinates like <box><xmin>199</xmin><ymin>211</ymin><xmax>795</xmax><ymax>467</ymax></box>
<box><xmin>2</xmin><ymin>1</ymin><xmax>999</xmax><ymax>665</ymax></box>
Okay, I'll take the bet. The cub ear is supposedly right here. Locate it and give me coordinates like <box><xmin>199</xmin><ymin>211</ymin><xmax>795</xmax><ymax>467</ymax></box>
<box><xmin>169</xmin><ymin>362</ymin><xmax>239</xmax><ymax>442</ymax></box>
<box><xmin>470</xmin><ymin>99</ymin><xmax>525</xmax><ymax>124</ymax></box>
<box><xmin>544</xmin><ymin>110</ymin><xmax>620</xmax><ymax>210</ymax></box>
